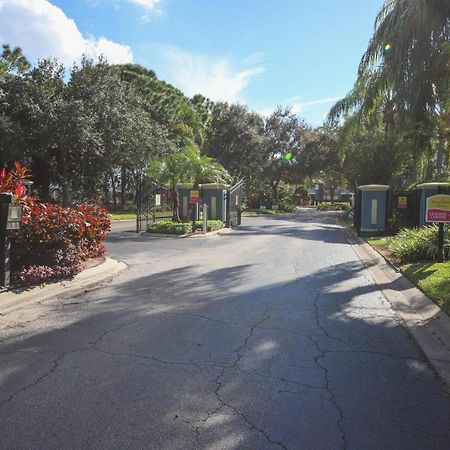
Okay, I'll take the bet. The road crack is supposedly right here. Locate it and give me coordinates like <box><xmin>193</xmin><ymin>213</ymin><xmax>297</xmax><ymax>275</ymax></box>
<box><xmin>310</xmin><ymin>294</ymin><xmax>348</xmax><ymax>450</ymax></box>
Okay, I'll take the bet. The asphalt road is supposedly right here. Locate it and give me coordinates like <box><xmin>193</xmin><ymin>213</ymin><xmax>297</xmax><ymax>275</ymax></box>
<box><xmin>1</xmin><ymin>210</ymin><xmax>450</xmax><ymax>449</ymax></box>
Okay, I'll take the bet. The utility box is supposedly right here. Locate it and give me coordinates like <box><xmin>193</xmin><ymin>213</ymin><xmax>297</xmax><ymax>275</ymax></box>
<box><xmin>200</xmin><ymin>183</ymin><xmax>228</xmax><ymax>221</ymax></box>
<box><xmin>355</xmin><ymin>185</ymin><xmax>389</xmax><ymax>236</ymax></box>
<box><xmin>416</xmin><ymin>182</ymin><xmax>450</xmax><ymax>227</ymax></box>
<box><xmin>314</xmin><ymin>183</ymin><xmax>324</xmax><ymax>204</ymax></box>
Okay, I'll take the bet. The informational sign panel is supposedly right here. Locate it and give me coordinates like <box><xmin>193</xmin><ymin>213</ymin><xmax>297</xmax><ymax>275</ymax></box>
<box><xmin>155</xmin><ymin>194</ymin><xmax>161</xmax><ymax>206</ymax></box>
<box><xmin>6</xmin><ymin>205</ymin><xmax>22</xmax><ymax>230</ymax></box>
<box><xmin>398</xmin><ymin>196</ymin><xmax>407</xmax><ymax>209</ymax></box>
<box><xmin>190</xmin><ymin>190</ymin><xmax>199</xmax><ymax>204</ymax></box>
<box><xmin>426</xmin><ymin>194</ymin><xmax>450</xmax><ymax>223</ymax></box>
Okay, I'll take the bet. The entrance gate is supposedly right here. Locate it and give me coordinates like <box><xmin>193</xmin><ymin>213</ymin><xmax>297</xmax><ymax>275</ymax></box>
<box><xmin>136</xmin><ymin>176</ymin><xmax>173</xmax><ymax>232</ymax></box>
<box><xmin>226</xmin><ymin>180</ymin><xmax>244</xmax><ymax>228</ymax></box>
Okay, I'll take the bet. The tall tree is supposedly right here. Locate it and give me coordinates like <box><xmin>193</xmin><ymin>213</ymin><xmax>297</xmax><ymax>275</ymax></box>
<box><xmin>329</xmin><ymin>0</ymin><xmax>450</xmax><ymax>184</ymax></box>
<box><xmin>262</xmin><ymin>108</ymin><xmax>308</xmax><ymax>201</ymax></box>
<box><xmin>204</xmin><ymin>102</ymin><xmax>266</xmax><ymax>190</ymax></box>
<box><xmin>0</xmin><ymin>44</ymin><xmax>29</xmax><ymax>79</ymax></box>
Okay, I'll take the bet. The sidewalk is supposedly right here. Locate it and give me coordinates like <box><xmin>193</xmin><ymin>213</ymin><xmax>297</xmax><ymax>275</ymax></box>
<box><xmin>0</xmin><ymin>257</ymin><xmax>126</xmax><ymax>315</ymax></box>
<box><xmin>341</xmin><ymin>225</ymin><xmax>450</xmax><ymax>390</ymax></box>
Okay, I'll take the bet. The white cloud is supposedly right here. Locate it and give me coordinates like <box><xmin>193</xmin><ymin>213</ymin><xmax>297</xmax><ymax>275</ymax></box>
<box><xmin>0</xmin><ymin>0</ymin><xmax>133</xmax><ymax>66</ymax></box>
<box><xmin>155</xmin><ymin>46</ymin><xmax>265</xmax><ymax>103</ymax></box>
<box><xmin>127</xmin><ymin>0</ymin><xmax>160</xmax><ymax>10</ymax></box>
<box><xmin>289</xmin><ymin>97</ymin><xmax>342</xmax><ymax>114</ymax></box>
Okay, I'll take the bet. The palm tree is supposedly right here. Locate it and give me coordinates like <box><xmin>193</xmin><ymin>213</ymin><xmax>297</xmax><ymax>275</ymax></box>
<box><xmin>148</xmin><ymin>145</ymin><xmax>230</xmax><ymax>221</ymax></box>
<box><xmin>330</xmin><ymin>0</ymin><xmax>450</xmax><ymax>182</ymax></box>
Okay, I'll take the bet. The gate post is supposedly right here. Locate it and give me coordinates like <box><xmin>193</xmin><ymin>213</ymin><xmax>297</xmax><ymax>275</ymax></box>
<box><xmin>225</xmin><ymin>190</ymin><xmax>231</xmax><ymax>228</ymax></box>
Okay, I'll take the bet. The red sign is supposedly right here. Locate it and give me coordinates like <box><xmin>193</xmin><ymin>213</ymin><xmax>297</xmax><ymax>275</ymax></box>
<box><xmin>426</xmin><ymin>195</ymin><xmax>450</xmax><ymax>223</ymax></box>
<box><xmin>427</xmin><ymin>209</ymin><xmax>450</xmax><ymax>222</ymax></box>
<box><xmin>190</xmin><ymin>190</ymin><xmax>199</xmax><ymax>204</ymax></box>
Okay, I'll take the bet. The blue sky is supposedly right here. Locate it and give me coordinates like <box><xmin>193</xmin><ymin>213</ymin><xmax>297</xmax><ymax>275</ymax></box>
<box><xmin>0</xmin><ymin>0</ymin><xmax>384</xmax><ymax>125</ymax></box>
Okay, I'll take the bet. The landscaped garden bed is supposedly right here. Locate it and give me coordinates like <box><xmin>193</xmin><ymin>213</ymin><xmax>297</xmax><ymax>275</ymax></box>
<box><xmin>365</xmin><ymin>225</ymin><xmax>450</xmax><ymax>316</ymax></box>
<box><xmin>1</xmin><ymin>163</ymin><xmax>111</xmax><ymax>288</ymax></box>
<box><xmin>147</xmin><ymin>220</ymin><xmax>224</xmax><ymax>235</ymax></box>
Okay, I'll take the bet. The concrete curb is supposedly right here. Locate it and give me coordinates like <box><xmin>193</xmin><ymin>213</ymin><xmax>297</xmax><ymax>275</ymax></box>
<box><xmin>340</xmin><ymin>225</ymin><xmax>450</xmax><ymax>390</ymax></box>
<box><xmin>0</xmin><ymin>257</ymin><xmax>127</xmax><ymax>315</ymax></box>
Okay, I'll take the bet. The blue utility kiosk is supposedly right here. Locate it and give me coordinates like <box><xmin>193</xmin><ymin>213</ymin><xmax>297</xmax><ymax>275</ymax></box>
<box><xmin>356</xmin><ymin>184</ymin><xmax>389</xmax><ymax>236</ymax></box>
<box><xmin>199</xmin><ymin>183</ymin><xmax>228</xmax><ymax>221</ymax></box>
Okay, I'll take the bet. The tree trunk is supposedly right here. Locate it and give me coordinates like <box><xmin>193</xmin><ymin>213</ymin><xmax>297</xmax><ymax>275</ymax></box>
<box><xmin>61</xmin><ymin>180</ymin><xmax>71</xmax><ymax>208</ymax></box>
<box><xmin>436</xmin><ymin>128</ymin><xmax>446</xmax><ymax>178</ymax></box>
<box><xmin>110</xmin><ymin>171</ymin><xmax>117</xmax><ymax>210</ymax></box>
<box><xmin>57</xmin><ymin>150</ymin><xmax>70</xmax><ymax>207</ymax></box>
<box><xmin>120</xmin><ymin>165</ymin><xmax>127</xmax><ymax>209</ymax></box>
<box><xmin>172</xmin><ymin>188</ymin><xmax>180</xmax><ymax>222</ymax></box>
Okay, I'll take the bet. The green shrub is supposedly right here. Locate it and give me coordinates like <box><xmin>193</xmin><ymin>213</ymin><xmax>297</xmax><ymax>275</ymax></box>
<box><xmin>147</xmin><ymin>220</ymin><xmax>224</xmax><ymax>234</ymax></box>
<box><xmin>383</xmin><ymin>225</ymin><xmax>449</xmax><ymax>263</ymax></box>
<box><xmin>277</xmin><ymin>194</ymin><xmax>296</xmax><ymax>212</ymax></box>
<box><xmin>198</xmin><ymin>220</ymin><xmax>224</xmax><ymax>231</ymax></box>
<box><xmin>317</xmin><ymin>202</ymin><xmax>351</xmax><ymax>211</ymax></box>
<box><xmin>11</xmin><ymin>202</ymin><xmax>111</xmax><ymax>286</ymax></box>
<box><xmin>147</xmin><ymin>221</ymin><xmax>192</xmax><ymax>235</ymax></box>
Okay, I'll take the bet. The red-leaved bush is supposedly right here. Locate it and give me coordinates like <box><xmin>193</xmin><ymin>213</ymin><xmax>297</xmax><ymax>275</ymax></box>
<box><xmin>11</xmin><ymin>203</ymin><xmax>111</xmax><ymax>286</ymax></box>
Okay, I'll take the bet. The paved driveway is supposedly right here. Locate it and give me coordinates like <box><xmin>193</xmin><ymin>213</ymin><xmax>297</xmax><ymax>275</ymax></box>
<box><xmin>1</xmin><ymin>210</ymin><xmax>449</xmax><ymax>449</ymax></box>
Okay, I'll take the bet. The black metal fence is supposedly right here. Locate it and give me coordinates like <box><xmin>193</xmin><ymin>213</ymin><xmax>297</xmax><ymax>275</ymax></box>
<box><xmin>388</xmin><ymin>190</ymin><xmax>420</xmax><ymax>229</ymax></box>
<box><xmin>136</xmin><ymin>176</ymin><xmax>173</xmax><ymax>232</ymax></box>
<box><xmin>226</xmin><ymin>180</ymin><xmax>244</xmax><ymax>228</ymax></box>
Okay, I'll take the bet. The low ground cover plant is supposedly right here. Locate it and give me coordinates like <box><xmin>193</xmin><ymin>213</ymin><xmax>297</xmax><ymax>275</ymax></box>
<box><xmin>194</xmin><ymin>220</ymin><xmax>224</xmax><ymax>231</ymax></box>
<box><xmin>317</xmin><ymin>202</ymin><xmax>351</xmax><ymax>211</ymax></box>
<box><xmin>147</xmin><ymin>220</ymin><xmax>224</xmax><ymax>234</ymax></box>
<box><xmin>382</xmin><ymin>225</ymin><xmax>449</xmax><ymax>263</ymax></box>
<box><xmin>147</xmin><ymin>221</ymin><xmax>192</xmax><ymax>235</ymax></box>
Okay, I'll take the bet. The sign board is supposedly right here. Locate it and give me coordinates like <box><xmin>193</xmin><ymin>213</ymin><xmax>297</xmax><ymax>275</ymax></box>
<box><xmin>190</xmin><ymin>190</ymin><xmax>199</xmax><ymax>204</ymax></box>
<box><xmin>155</xmin><ymin>194</ymin><xmax>161</xmax><ymax>206</ymax></box>
<box><xmin>426</xmin><ymin>194</ymin><xmax>450</xmax><ymax>223</ymax></box>
<box><xmin>398</xmin><ymin>196</ymin><xmax>407</xmax><ymax>209</ymax></box>
<box><xmin>6</xmin><ymin>205</ymin><xmax>21</xmax><ymax>230</ymax></box>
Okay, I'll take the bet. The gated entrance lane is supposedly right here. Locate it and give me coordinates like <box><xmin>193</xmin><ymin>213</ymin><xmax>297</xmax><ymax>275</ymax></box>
<box><xmin>1</xmin><ymin>209</ymin><xmax>449</xmax><ymax>449</ymax></box>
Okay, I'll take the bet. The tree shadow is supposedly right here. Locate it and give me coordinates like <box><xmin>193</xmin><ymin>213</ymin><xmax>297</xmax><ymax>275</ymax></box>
<box><xmin>1</xmin><ymin>261</ymin><xmax>449</xmax><ymax>449</ymax></box>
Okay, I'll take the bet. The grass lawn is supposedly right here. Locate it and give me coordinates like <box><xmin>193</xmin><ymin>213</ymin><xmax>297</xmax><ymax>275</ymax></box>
<box><xmin>364</xmin><ymin>235</ymin><xmax>449</xmax><ymax>316</ymax></box>
<box><xmin>366</xmin><ymin>237</ymin><xmax>387</xmax><ymax>247</ymax></box>
<box><xmin>242</xmin><ymin>209</ymin><xmax>280</xmax><ymax>216</ymax></box>
<box><xmin>402</xmin><ymin>262</ymin><xmax>450</xmax><ymax>316</ymax></box>
<box><xmin>110</xmin><ymin>213</ymin><xmax>137</xmax><ymax>220</ymax></box>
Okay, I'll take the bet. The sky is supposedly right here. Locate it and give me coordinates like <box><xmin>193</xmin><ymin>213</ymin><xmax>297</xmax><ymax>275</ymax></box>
<box><xmin>0</xmin><ymin>0</ymin><xmax>385</xmax><ymax>125</ymax></box>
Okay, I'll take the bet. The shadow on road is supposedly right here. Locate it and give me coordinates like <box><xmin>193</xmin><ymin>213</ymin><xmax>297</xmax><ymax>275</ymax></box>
<box><xmin>1</xmin><ymin>253</ymin><xmax>449</xmax><ymax>449</ymax></box>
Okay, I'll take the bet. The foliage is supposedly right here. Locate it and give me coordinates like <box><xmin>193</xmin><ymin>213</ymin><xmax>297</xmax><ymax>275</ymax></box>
<box><xmin>317</xmin><ymin>202</ymin><xmax>351</xmax><ymax>211</ymax></box>
<box><xmin>242</xmin><ymin>209</ymin><xmax>278</xmax><ymax>216</ymax></box>
<box><xmin>276</xmin><ymin>193</ymin><xmax>296</xmax><ymax>212</ymax></box>
<box><xmin>148</xmin><ymin>146</ymin><xmax>230</xmax><ymax>221</ymax></box>
<box><xmin>329</xmin><ymin>1</ymin><xmax>450</xmax><ymax>186</ymax></box>
<box><xmin>294</xmin><ymin>186</ymin><xmax>310</xmax><ymax>203</ymax></box>
<box><xmin>204</xmin><ymin>102</ymin><xmax>266</xmax><ymax>190</ymax></box>
<box><xmin>147</xmin><ymin>221</ymin><xmax>192</xmax><ymax>235</ymax></box>
<box><xmin>402</xmin><ymin>262</ymin><xmax>450</xmax><ymax>316</ymax></box>
<box><xmin>0</xmin><ymin>162</ymin><xmax>32</xmax><ymax>200</ymax></box>
<box><xmin>11</xmin><ymin>203</ymin><xmax>111</xmax><ymax>286</ymax></box>
<box><xmin>262</xmin><ymin>108</ymin><xmax>309</xmax><ymax>201</ymax></box>
<box><xmin>194</xmin><ymin>220</ymin><xmax>224</xmax><ymax>232</ymax></box>
<box><xmin>0</xmin><ymin>44</ymin><xmax>29</xmax><ymax>79</ymax></box>
<box><xmin>383</xmin><ymin>225</ymin><xmax>449</xmax><ymax>263</ymax></box>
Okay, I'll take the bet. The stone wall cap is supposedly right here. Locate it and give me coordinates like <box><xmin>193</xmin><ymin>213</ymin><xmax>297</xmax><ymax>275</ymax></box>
<box><xmin>199</xmin><ymin>183</ymin><xmax>229</xmax><ymax>190</ymax></box>
<box><xmin>358</xmin><ymin>184</ymin><xmax>390</xmax><ymax>192</ymax></box>
<box><xmin>416</xmin><ymin>182</ymin><xmax>449</xmax><ymax>189</ymax></box>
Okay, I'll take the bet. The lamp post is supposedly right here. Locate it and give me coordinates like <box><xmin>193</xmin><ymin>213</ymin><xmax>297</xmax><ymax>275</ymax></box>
<box><xmin>0</xmin><ymin>193</ymin><xmax>22</xmax><ymax>287</ymax></box>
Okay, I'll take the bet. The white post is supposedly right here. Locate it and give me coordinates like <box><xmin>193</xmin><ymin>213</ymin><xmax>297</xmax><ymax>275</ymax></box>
<box><xmin>203</xmin><ymin>203</ymin><xmax>208</xmax><ymax>234</ymax></box>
